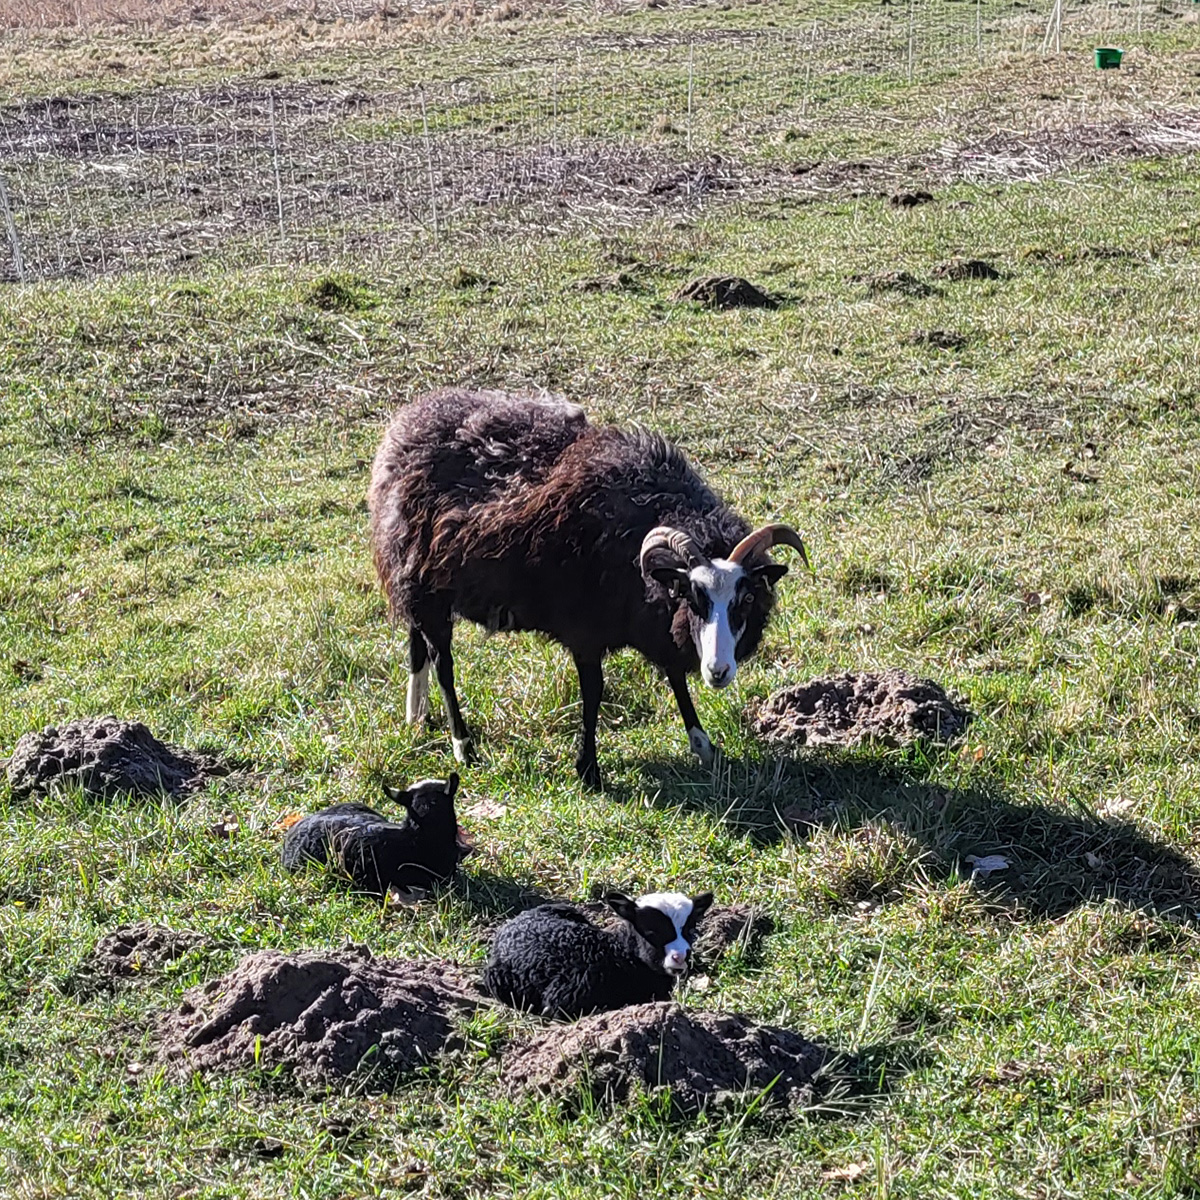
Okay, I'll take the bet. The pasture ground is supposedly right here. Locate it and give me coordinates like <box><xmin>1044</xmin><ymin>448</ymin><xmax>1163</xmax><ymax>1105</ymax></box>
<box><xmin>2</xmin><ymin>0</ymin><xmax>1200</xmax><ymax>1196</ymax></box>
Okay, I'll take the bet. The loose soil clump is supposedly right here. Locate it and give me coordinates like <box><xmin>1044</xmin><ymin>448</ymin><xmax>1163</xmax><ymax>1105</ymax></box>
<box><xmin>858</xmin><ymin>270</ymin><xmax>936</xmax><ymax>297</ymax></box>
<box><xmin>673</xmin><ymin>275</ymin><xmax>777</xmax><ymax>310</ymax></box>
<box><xmin>158</xmin><ymin>947</ymin><xmax>480</xmax><ymax>1088</ymax></box>
<box><xmin>693</xmin><ymin>904</ymin><xmax>774</xmax><ymax>961</ymax></box>
<box><xmin>502</xmin><ymin>1001</ymin><xmax>825</xmax><ymax>1116</ymax></box>
<box><xmin>5</xmin><ymin>716</ymin><xmax>225</xmax><ymax>800</ymax></box>
<box><xmin>87</xmin><ymin>922</ymin><xmax>207</xmax><ymax>984</ymax></box>
<box><xmin>931</xmin><ymin>257</ymin><xmax>1001</xmax><ymax>281</ymax></box>
<box><xmin>753</xmin><ymin>669</ymin><xmax>973</xmax><ymax>749</ymax></box>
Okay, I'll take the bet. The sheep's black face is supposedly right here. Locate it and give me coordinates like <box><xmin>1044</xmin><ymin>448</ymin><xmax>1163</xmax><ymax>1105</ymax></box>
<box><xmin>656</xmin><ymin>561</ymin><xmax>788</xmax><ymax>688</ymax></box>
<box><xmin>606</xmin><ymin>890</ymin><xmax>715</xmax><ymax>976</ymax></box>
<box><xmin>382</xmin><ymin>772</ymin><xmax>460</xmax><ymax>822</ymax></box>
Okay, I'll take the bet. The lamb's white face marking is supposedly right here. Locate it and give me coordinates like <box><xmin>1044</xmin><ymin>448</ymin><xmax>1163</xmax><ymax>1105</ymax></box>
<box><xmin>406</xmin><ymin>664</ymin><xmax>430</xmax><ymax>725</ymax></box>
<box><xmin>637</xmin><ymin>891</ymin><xmax>695</xmax><ymax>975</ymax></box>
<box><xmin>688</xmin><ymin>560</ymin><xmax>746</xmax><ymax>690</ymax></box>
<box><xmin>688</xmin><ymin>727</ymin><xmax>714</xmax><ymax>766</ymax></box>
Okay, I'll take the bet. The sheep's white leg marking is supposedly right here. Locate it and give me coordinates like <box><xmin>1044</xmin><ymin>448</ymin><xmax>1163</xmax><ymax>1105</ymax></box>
<box><xmin>688</xmin><ymin>727</ymin><xmax>714</xmax><ymax>766</ymax></box>
<box><xmin>452</xmin><ymin>735</ymin><xmax>472</xmax><ymax>764</ymax></box>
<box><xmin>406</xmin><ymin>663</ymin><xmax>430</xmax><ymax>725</ymax></box>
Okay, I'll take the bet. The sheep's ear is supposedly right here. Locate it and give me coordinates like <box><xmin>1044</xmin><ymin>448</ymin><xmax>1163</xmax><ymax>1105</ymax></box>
<box><xmin>649</xmin><ymin>566</ymin><xmax>689</xmax><ymax>597</ymax></box>
<box><xmin>444</xmin><ymin>772</ymin><xmax>460</xmax><ymax>799</ymax></box>
<box><xmin>382</xmin><ymin>784</ymin><xmax>412</xmax><ymax>808</ymax></box>
<box><xmin>751</xmin><ymin>563</ymin><xmax>788</xmax><ymax>587</ymax></box>
<box><xmin>690</xmin><ymin>891</ymin><xmax>715</xmax><ymax>920</ymax></box>
<box><xmin>604</xmin><ymin>891</ymin><xmax>639</xmax><ymax>923</ymax></box>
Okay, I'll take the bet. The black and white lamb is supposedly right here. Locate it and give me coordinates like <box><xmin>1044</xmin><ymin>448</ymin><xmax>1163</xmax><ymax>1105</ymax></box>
<box><xmin>368</xmin><ymin>387</ymin><xmax>809</xmax><ymax>788</ymax></box>
<box><xmin>481</xmin><ymin>890</ymin><xmax>714</xmax><ymax>1018</ymax></box>
<box><xmin>281</xmin><ymin>774</ymin><xmax>466</xmax><ymax>896</ymax></box>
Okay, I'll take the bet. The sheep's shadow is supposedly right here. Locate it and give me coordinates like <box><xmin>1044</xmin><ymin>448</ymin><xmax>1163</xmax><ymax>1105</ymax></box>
<box><xmin>636</xmin><ymin>749</ymin><xmax>1200</xmax><ymax>923</ymax></box>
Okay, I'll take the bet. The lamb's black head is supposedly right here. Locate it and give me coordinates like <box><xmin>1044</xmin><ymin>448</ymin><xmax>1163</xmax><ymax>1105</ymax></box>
<box><xmin>605</xmin><ymin>889</ymin><xmax>715</xmax><ymax>977</ymax></box>
<box><xmin>641</xmin><ymin>525</ymin><xmax>809</xmax><ymax>689</ymax></box>
<box><xmin>381</xmin><ymin>772</ymin><xmax>460</xmax><ymax>822</ymax></box>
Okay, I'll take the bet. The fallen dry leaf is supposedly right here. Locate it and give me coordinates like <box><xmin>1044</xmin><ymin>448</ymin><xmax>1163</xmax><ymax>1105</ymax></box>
<box><xmin>965</xmin><ymin>853</ymin><xmax>1009</xmax><ymax>876</ymax></box>
<box><xmin>271</xmin><ymin>812</ymin><xmax>304</xmax><ymax>834</ymax></box>
<box><xmin>463</xmin><ymin>799</ymin><xmax>508</xmax><ymax>820</ymax></box>
<box><xmin>822</xmin><ymin>1161</ymin><xmax>869</xmax><ymax>1183</ymax></box>
<box><xmin>209</xmin><ymin>813</ymin><xmax>239</xmax><ymax>840</ymax></box>
<box><xmin>689</xmin><ymin>974</ymin><xmax>712</xmax><ymax>993</ymax></box>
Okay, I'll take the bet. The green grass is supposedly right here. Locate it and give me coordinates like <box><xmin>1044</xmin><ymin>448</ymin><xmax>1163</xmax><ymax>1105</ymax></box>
<box><xmin>4</xmin><ymin>0</ymin><xmax>1200</xmax><ymax>1194</ymax></box>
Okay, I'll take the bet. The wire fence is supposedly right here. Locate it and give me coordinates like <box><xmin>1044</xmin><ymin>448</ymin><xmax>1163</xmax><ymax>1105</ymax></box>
<box><xmin>1</xmin><ymin>0</ymin><xmax>1196</xmax><ymax>282</ymax></box>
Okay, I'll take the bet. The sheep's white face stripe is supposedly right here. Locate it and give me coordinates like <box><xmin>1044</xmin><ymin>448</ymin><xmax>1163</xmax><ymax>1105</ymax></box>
<box><xmin>638</xmin><ymin>891</ymin><xmax>695</xmax><ymax>974</ymax></box>
<box><xmin>689</xmin><ymin>560</ymin><xmax>746</xmax><ymax>689</ymax></box>
<box><xmin>406</xmin><ymin>664</ymin><xmax>430</xmax><ymax>724</ymax></box>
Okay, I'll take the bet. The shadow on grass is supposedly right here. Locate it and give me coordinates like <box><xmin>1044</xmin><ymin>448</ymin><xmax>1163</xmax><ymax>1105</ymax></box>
<box><xmin>638</xmin><ymin>750</ymin><xmax>1200</xmax><ymax>922</ymax></box>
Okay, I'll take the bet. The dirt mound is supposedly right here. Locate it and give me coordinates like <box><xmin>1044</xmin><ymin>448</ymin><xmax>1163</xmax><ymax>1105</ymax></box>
<box><xmin>753</xmin><ymin>670</ymin><xmax>972</xmax><ymax>749</ymax></box>
<box><xmin>673</xmin><ymin>275</ymin><xmax>777</xmax><ymax>310</ymax></box>
<box><xmin>80</xmin><ymin>923</ymin><xmax>207</xmax><ymax>989</ymax></box>
<box><xmin>158</xmin><ymin>947</ymin><xmax>480</xmax><ymax>1087</ymax></box>
<box><xmin>931</xmin><ymin>257</ymin><xmax>1001</xmax><ymax>281</ymax></box>
<box><xmin>5</xmin><ymin>716</ymin><xmax>224</xmax><ymax>800</ymax></box>
<box><xmin>502</xmin><ymin>1002</ymin><xmax>824</xmax><ymax>1116</ymax></box>
<box><xmin>694</xmin><ymin>904</ymin><xmax>774</xmax><ymax>960</ymax></box>
<box><xmin>858</xmin><ymin>270</ymin><xmax>935</xmax><ymax>297</ymax></box>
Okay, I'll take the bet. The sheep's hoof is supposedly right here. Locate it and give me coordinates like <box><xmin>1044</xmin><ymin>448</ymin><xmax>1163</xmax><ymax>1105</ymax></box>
<box><xmin>451</xmin><ymin>736</ymin><xmax>475</xmax><ymax>766</ymax></box>
<box><xmin>688</xmin><ymin>727</ymin><xmax>715</xmax><ymax>767</ymax></box>
<box><xmin>575</xmin><ymin>756</ymin><xmax>603</xmax><ymax>792</ymax></box>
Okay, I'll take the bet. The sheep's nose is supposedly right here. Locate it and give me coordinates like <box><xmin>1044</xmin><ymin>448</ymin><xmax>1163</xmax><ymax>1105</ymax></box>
<box><xmin>707</xmin><ymin>663</ymin><xmax>733</xmax><ymax>688</ymax></box>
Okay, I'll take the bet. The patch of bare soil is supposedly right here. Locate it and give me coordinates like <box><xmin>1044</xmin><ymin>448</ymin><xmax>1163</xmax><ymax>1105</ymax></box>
<box><xmin>903</xmin><ymin>328</ymin><xmax>969</xmax><ymax>350</ymax></box>
<box><xmin>931</xmin><ymin>257</ymin><xmax>1001</xmax><ymax>281</ymax></box>
<box><xmin>4</xmin><ymin>716</ymin><xmax>226</xmax><ymax>800</ymax></box>
<box><xmin>932</xmin><ymin>112</ymin><xmax>1200</xmax><ymax>183</ymax></box>
<box><xmin>693</xmin><ymin>904</ymin><xmax>774</xmax><ymax>961</ymax></box>
<box><xmin>72</xmin><ymin>923</ymin><xmax>207</xmax><ymax>992</ymax></box>
<box><xmin>501</xmin><ymin>1001</ymin><xmax>825</xmax><ymax>1116</ymax></box>
<box><xmin>752</xmin><ymin>670</ymin><xmax>973</xmax><ymax>749</ymax></box>
<box><xmin>673</xmin><ymin>275</ymin><xmax>776</xmax><ymax>310</ymax></box>
<box><xmin>857</xmin><ymin>270</ymin><xmax>935</xmax><ymax>298</ymax></box>
<box><xmin>158</xmin><ymin>947</ymin><xmax>480</xmax><ymax>1088</ymax></box>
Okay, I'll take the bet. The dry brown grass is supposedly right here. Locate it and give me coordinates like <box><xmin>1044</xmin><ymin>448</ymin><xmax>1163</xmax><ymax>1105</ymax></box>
<box><xmin>0</xmin><ymin>0</ymin><xmax>393</xmax><ymax>30</ymax></box>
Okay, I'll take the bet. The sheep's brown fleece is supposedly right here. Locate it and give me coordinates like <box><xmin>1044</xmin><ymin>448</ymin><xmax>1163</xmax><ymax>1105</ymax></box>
<box><xmin>367</xmin><ymin>388</ymin><xmax>772</xmax><ymax>670</ymax></box>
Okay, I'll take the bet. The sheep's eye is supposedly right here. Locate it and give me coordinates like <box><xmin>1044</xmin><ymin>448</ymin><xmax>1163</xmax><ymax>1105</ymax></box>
<box><xmin>689</xmin><ymin>584</ymin><xmax>712</xmax><ymax>620</ymax></box>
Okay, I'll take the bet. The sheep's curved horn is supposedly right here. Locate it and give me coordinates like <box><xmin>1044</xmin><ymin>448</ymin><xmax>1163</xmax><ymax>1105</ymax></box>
<box><xmin>639</xmin><ymin>527</ymin><xmax>710</xmax><ymax>575</ymax></box>
<box><xmin>728</xmin><ymin>523</ymin><xmax>811</xmax><ymax>571</ymax></box>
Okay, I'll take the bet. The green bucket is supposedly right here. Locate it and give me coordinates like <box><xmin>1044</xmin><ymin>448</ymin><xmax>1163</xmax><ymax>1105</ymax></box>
<box><xmin>1095</xmin><ymin>46</ymin><xmax>1124</xmax><ymax>68</ymax></box>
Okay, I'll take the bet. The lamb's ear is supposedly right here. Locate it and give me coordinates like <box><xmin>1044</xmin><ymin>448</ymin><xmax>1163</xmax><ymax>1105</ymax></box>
<box><xmin>382</xmin><ymin>784</ymin><xmax>413</xmax><ymax>809</ymax></box>
<box><xmin>604</xmin><ymin>891</ymin><xmax>639</xmax><ymax>924</ymax></box>
<box><xmin>444</xmin><ymin>772</ymin><xmax>460</xmax><ymax>799</ymax></box>
<box><xmin>690</xmin><ymin>891</ymin><xmax>715</xmax><ymax>921</ymax></box>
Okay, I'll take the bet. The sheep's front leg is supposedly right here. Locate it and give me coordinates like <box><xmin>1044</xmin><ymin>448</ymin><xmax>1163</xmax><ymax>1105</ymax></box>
<box><xmin>423</xmin><ymin>619</ymin><xmax>474</xmax><ymax>765</ymax></box>
<box><xmin>668</xmin><ymin>672</ymin><xmax>714</xmax><ymax>767</ymax></box>
<box><xmin>573</xmin><ymin>654</ymin><xmax>605</xmax><ymax>791</ymax></box>
<box><xmin>406</xmin><ymin>626</ymin><xmax>430</xmax><ymax>725</ymax></box>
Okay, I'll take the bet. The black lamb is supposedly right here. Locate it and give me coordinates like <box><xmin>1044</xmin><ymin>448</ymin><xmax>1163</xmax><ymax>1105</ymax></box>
<box><xmin>481</xmin><ymin>890</ymin><xmax>714</xmax><ymax>1019</ymax></box>
<box><xmin>280</xmin><ymin>774</ymin><xmax>465</xmax><ymax>896</ymax></box>
<box><xmin>368</xmin><ymin>387</ymin><xmax>809</xmax><ymax>788</ymax></box>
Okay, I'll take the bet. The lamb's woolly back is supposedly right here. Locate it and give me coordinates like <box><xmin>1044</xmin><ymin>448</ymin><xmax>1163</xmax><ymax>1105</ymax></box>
<box><xmin>281</xmin><ymin>775</ymin><xmax>463</xmax><ymax>896</ymax></box>
<box><xmin>481</xmin><ymin>890</ymin><xmax>713</xmax><ymax>1019</ymax></box>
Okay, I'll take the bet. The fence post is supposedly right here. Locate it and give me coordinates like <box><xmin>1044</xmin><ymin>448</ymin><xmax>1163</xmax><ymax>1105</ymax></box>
<box><xmin>0</xmin><ymin>172</ymin><xmax>26</xmax><ymax>283</ymax></box>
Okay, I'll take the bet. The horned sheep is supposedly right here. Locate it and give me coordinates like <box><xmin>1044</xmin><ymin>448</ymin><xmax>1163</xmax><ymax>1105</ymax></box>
<box><xmin>367</xmin><ymin>387</ymin><xmax>808</xmax><ymax>788</ymax></box>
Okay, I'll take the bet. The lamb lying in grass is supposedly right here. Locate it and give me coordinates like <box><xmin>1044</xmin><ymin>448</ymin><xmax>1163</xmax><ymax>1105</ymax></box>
<box><xmin>281</xmin><ymin>774</ymin><xmax>467</xmax><ymax>897</ymax></box>
<box><xmin>482</xmin><ymin>890</ymin><xmax>714</xmax><ymax>1019</ymax></box>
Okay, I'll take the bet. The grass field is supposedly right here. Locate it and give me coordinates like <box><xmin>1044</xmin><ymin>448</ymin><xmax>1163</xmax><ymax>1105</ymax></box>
<box><xmin>3</xmin><ymin>0</ymin><xmax>1200</xmax><ymax>1195</ymax></box>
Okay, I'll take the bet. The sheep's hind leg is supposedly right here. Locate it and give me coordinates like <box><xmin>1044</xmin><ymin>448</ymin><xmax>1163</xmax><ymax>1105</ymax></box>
<box><xmin>668</xmin><ymin>672</ymin><xmax>715</xmax><ymax>767</ymax></box>
<box><xmin>425</xmin><ymin>620</ymin><xmax>474</xmax><ymax>765</ymax></box>
<box><xmin>573</xmin><ymin>654</ymin><xmax>605</xmax><ymax>791</ymax></box>
<box><xmin>406</xmin><ymin>628</ymin><xmax>430</xmax><ymax>725</ymax></box>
